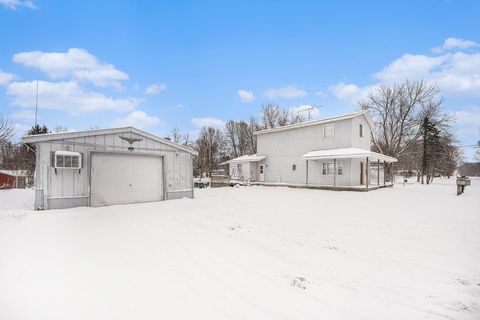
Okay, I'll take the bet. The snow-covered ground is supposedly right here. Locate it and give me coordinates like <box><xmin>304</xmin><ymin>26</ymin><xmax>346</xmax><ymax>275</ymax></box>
<box><xmin>0</xmin><ymin>179</ymin><xmax>479</xmax><ymax>320</ymax></box>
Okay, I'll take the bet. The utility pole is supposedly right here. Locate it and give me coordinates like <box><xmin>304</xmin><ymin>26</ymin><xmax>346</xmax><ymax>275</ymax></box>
<box><xmin>35</xmin><ymin>77</ymin><xmax>39</xmax><ymax>126</ymax></box>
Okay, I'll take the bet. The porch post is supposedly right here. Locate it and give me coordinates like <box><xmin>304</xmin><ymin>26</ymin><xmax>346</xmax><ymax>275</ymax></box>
<box><xmin>377</xmin><ymin>159</ymin><xmax>380</xmax><ymax>186</ymax></box>
<box><xmin>383</xmin><ymin>161</ymin><xmax>386</xmax><ymax>185</ymax></box>
<box><xmin>366</xmin><ymin>157</ymin><xmax>369</xmax><ymax>190</ymax></box>
<box><xmin>306</xmin><ymin>160</ymin><xmax>309</xmax><ymax>185</ymax></box>
<box><xmin>333</xmin><ymin>158</ymin><xmax>337</xmax><ymax>187</ymax></box>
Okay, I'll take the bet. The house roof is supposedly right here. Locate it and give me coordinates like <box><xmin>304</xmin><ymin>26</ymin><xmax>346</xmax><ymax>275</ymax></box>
<box><xmin>223</xmin><ymin>154</ymin><xmax>266</xmax><ymax>164</ymax></box>
<box><xmin>254</xmin><ymin>110</ymin><xmax>374</xmax><ymax>136</ymax></box>
<box><xmin>21</xmin><ymin>126</ymin><xmax>198</xmax><ymax>155</ymax></box>
<box><xmin>301</xmin><ymin>148</ymin><xmax>397</xmax><ymax>163</ymax></box>
<box><xmin>0</xmin><ymin>170</ymin><xmax>29</xmax><ymax>177</ymax></box>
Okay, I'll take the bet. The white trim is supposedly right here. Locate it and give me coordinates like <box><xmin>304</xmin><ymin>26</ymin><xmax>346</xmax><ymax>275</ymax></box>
<box><xmin>226</xmin><ymin>154</ymin><xmax>266</xmax><ymax>163</ymax></box>
<box><xmin>22</xmin><ymin>126</ymin><xmax>198</xmax><ymax>155</ymax></box>
<box><xmin>302</xmin><ymin>147</ymin><xmax>397</xmax><ymax>163</ymax></box>
<box><xmin>254</xmin><ymin>110</ymin><xmax>373</xmax><ymax>136</ymax></box>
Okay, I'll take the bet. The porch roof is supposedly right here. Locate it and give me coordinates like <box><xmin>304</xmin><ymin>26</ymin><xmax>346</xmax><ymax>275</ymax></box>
<box><xmin>222</xmin><ymin>154</ymin><xmax>266</xmax><ymax>164</ymax></box>
<box><xmin>301</xmin><ymin>148</ymin><xmax>397</xmax><ymax>163</ymax></box>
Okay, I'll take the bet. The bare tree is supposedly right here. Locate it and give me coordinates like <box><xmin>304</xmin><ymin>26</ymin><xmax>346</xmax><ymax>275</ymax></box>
<box><xmin>359</xmin><ymin>80</ymin><xmax>453</xmax><ymax>156</ymax></box>
<box><xmin>54</xmin><ymin>126</ymin><xmax>69</xmax><ymax>133</ymax></box>
<box><xmin>359</xmin><ymin>80</ymin><xmax>455</xmax><ymax>181</ymax></box>
<box><xmin>169</xmin><ymin>128</ymin><xmax>183</xmax><ymax>144</ymax></box>
<box><xmin>224</xmin><ymin>120</ymin><xmax>239</xmax><ymax>158</ymax></box>
<box><xmin>0</xmin><ymin>114</ymin><xmax>14</xmax><ymax>142</ymax></box>
<box><xmin>261</xmin><ymin>104</ymin><xmax>281</xmax><ymax>129</ymax></box>
<box><xmin>247</xmin><ymin>116</ymin><xmax>260</xmax><ymax>154</ymax></box>
<box><xmin>194</xmin><ymin>127</ymin><xmax>225</xmax><ymax>177</ymax></box>
<box><xmin>259</xmin><ymin>104</ymin><xmax>306</xmax><ymax>129</ymax></box>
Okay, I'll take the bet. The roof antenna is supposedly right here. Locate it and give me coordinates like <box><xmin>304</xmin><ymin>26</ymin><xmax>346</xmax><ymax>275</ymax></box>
<box><xmin>34</xmin><ymin>75</ymin><xmax>39</xmax><ymax>126</ymax></box>
<box><xmin>298</xmin><ymin>105</ymin><xmax>322</xmax><ymax>121</ymax></box>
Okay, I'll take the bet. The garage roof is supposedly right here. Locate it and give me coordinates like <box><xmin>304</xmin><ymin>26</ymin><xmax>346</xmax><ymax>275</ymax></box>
<box><xmin>302</xmin><ymin>148</ymin><xmax>397</xmax><ymax>163</ymax></box>
<box><xmin>22</xmin><ymin>126</ymin><xmax>198</xmax><ymax>155</ymax></box>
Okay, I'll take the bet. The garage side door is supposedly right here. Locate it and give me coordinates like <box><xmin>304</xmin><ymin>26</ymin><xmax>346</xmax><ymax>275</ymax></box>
<box><xmin>91</xmin><ymin>153</ymin><xmax>163</xmax><ymax>207</ymax></box>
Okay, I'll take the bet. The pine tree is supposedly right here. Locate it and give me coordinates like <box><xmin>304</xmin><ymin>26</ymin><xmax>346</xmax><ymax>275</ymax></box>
<box><xmin>421</xmin><ymin>117</ymin><xmax>442</xmax><ymax>184</ymax></box>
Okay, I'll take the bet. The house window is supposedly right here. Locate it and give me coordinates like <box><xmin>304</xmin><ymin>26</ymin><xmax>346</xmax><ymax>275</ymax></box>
<box><xmin>292</xmin><ymin>164</ymin><xmax>296</xmax><ymax>171</ymax></box>
<box><xmin>260</xmin><ymin>165</ymin><xmax>264</xmax><ymax>174</ymax></box>
<box><xmin>323</xmin><ymin>123</ymin><xmax>334</xmax><ymax>137</ymax></box>
<box><xmin>237</xmin><ymin>163</ymin><xmax>242</xmax><ymax>171</ymax></box>
<box><xmin>359</xmin><ymin>124</ymin><xmax>363</xmax><ymax>137</ymax></box>
<box><xmin>322</xmin><ymin>162</ymin><xmax>343</xmax><ymax>175</ymax></box>
<box><xmin>322</xmin><ymin>162</ymin><xmax>334</xmax><ymax>175</ymax></box>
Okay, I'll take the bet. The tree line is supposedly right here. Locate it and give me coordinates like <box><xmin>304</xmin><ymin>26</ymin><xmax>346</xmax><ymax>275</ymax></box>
<box><xmin>0</xmin><ymin>80</ymin><xmax>467</xmax><ymax>184</ymax></box>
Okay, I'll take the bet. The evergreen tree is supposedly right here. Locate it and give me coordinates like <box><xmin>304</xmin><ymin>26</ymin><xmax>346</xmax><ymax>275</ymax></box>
<box><xmin>421</xmin><ymin>117</ymin><xmax>442</xmax><ymax>184</ymax></box>
<box><xmin>26</xmin><ymin>124</ymin><xmax>49</xmax><ymax>136</ymax></box>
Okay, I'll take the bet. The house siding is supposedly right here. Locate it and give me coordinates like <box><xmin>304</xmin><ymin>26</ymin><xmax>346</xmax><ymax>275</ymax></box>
<box><xmin>256</xmin><ymin>118</ymin><xmax>354</xmax><ymax>185</ymax></box>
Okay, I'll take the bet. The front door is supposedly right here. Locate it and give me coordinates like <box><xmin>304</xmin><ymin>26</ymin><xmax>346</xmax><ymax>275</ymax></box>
<box><xmin>360</xmin><ymin>162</ymin><xmax>364</xmax><ymax>185</ymax></box>
<box><xmin>259</xmin><ymin>164</ymin><xmax>265</xmax><ymax>182</ymax></box>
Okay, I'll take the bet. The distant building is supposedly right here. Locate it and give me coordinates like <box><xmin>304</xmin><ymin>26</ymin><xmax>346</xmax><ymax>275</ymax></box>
<box><xmin>0</xmin><ymin>170</ymin><xmax>30</xmax><ymax>189</ymax></box>
<box><xmin>458</xmin><ymin>162</ymin><xmax>480</xmax><ymax>177</ymax></box>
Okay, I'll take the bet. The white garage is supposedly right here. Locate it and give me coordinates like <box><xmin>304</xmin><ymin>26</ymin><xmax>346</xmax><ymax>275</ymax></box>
<box><xmin>90</xmin><ymin>153</ymin><xmax>164</xmax><ymax>207</ymax></box>
<box><xmin>23</xmin><ymin>127</ymin><xmax>197</xmax><ymax>210</ymax></box>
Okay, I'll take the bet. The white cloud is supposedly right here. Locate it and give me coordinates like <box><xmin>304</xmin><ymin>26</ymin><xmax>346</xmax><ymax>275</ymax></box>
<box><xmin>454</xmin><ymin>105</ymin><xmax>480</xmax><ymax>129</ymax></box>
<box><xmin>331</xmin><ymin>38</ymin><xmax>480</xmax><ymax>102</ymax></box>
<box><xmin>0</xmin><ymin>0</ymin><xmax>36</xmax><ymax>10</ymax></box>
<box><xmin>330</xmin><ymin>82</ymin><xmax>363</xmax><ymax>100</ymax></box>
<box><xmin>112</xmin><ymin>111</ymin><xmax>159</xmax><ymax>129</ymax></box>
<box><xmin>191</xmin><ymin>117</ymin><xmax>225</xmax><ymax>128</ymax></box>
<box><xmin>6</xmin><ymin>80</ymin><xmax>139</xmax><ymax>115</ymax></box>
<box><xmin>433</xmin><ymin>37</ymin><xmax>479</xmax><ymax>53</ymax></box>
<box><xmin>237</xmin><ymin>89</ymin><xmax>256</xmax><ymax>103</ymax></box>
<box><xmin>264</xmin><ymin>85</ymin><xmax>307</xmax><ymax>99</ymax></box>
<box><xmin>374</xmin><ymin>52</ymin><xmax>480</xmax><ymax>96</ymax></box>
<box><xmin>145</xmin><ymin>83</ymin><xmax>167</xmax><ymax>94</ymax></box>
<box><xmin>315</xmin><ymin>90</ymin><xmax>326</xmax><ymax>97</ymax></box>
<box><xmin>13</xmin><ymin>48</ymin><xmax>128</xmax><ymax>88</ymax></box>
<box><xmin>0</xmin><ymin>70</ymin><xmax>16</xmax><ymax>86</ymax></box>
<box><xmin>374</xmin><ymin>54</ymin><xmax>447</xmax><ymax>82</ymax></box>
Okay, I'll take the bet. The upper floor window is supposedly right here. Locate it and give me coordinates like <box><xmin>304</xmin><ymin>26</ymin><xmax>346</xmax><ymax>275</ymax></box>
<box><xmin>292</xmin><ymin>164</ymin><xmax>296</xmax><ymax>171</ymax></box>
<box><xmin>323</xmin><ymin>123</ymin><xmax>334</xmax><ymax>138</ymax></box>
<box><xmin>359</xmin><ymin>124</ymin><xmax>363</xmax><ymax>137</ymax></box>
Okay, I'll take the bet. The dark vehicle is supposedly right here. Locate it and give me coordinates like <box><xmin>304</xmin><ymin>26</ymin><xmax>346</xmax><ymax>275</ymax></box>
<box><xmin>194</xmin><ymin>181</ymin><xmax>208</xmax><ymax>188</ymax></box>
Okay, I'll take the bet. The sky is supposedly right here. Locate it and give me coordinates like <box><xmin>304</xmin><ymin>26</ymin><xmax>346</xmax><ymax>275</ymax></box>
<box><xmin>0</xmin><ymin>0</ymin><xmax>479</xmax><ymax>159</ymax></box>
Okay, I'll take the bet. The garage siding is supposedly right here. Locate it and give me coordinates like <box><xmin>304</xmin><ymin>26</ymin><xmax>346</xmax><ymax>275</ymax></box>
<box><xmin>34</xmin><ymin>129</ymin><xmax>194</xmax><ymax>210</ymax></box>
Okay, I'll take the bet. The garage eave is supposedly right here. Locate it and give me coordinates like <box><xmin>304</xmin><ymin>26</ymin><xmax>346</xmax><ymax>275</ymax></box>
<box><xmin>21</xmin><ymin>126</ymin><xmax>198</xmax><ymax>155</ymax></box>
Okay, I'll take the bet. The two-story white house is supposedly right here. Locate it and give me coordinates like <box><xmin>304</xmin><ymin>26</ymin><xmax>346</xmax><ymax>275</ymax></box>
<box><xmin>224</xmin><ymin>110</ymin><xmax>397</xmax><ymax>189</ymax></box>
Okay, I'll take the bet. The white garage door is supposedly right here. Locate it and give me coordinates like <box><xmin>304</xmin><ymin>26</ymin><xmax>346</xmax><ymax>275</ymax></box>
<box><xmin>91</xmin><ymin>153</ymin><xmax>164</xmax><ymax>207</ymax></box>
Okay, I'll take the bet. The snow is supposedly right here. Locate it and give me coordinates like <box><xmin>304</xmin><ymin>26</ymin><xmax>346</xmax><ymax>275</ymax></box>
<box><xmin>302</xmin><ymin>147</ymin><xmax>398</xmax><ymax>162</ymax></box>
<box><xmin>0</xmin><ymin>178</ymin><xmax>479</xmax><ymax>320</ymax></box>
<box><xmin>0</xmin><ymin>188</ymin><xmax>34</xmax><ymax>211</ymax></box>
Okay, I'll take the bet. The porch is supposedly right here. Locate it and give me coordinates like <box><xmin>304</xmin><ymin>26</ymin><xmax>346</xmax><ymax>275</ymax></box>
<box><xmin>301</xmin><ymin>147</ymin><xmax>397</xmax><ymax>190</ymax></box>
